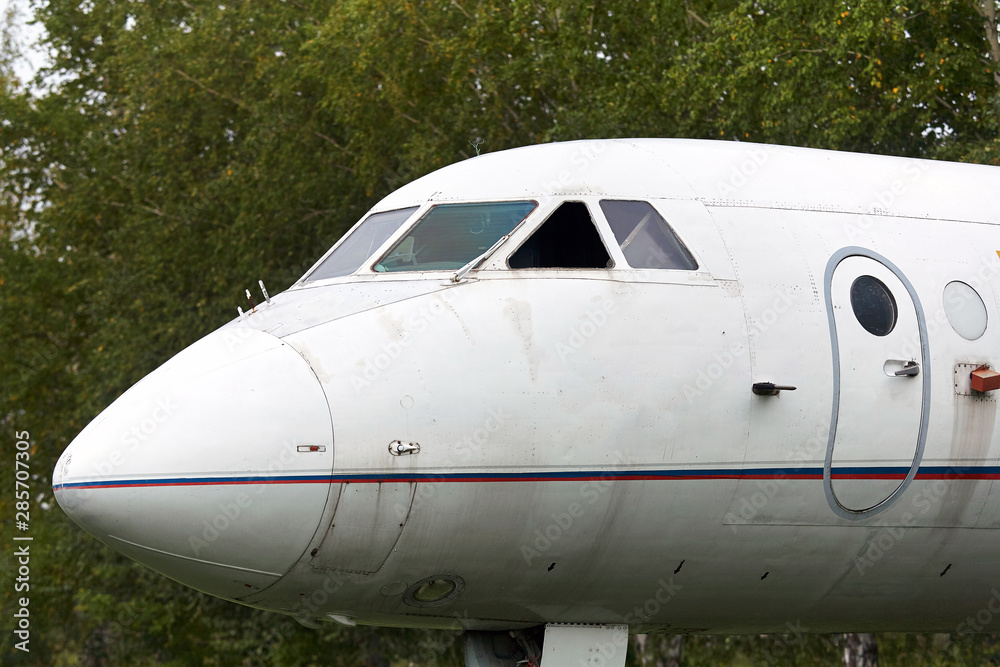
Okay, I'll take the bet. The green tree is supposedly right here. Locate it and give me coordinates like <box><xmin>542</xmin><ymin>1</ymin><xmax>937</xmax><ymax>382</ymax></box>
<box><xmin>3</xmin><ymin>0</ymin><xmax>1000</xmax><ymax>664</ymax></box>
<box><xmin>651</xmin><ymin>0</ymin><xmax>1000</xmax><ymax>161</ymax></box>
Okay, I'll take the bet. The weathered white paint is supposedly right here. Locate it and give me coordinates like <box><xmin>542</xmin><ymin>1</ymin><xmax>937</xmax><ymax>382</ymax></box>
<box><xmin>54</xmin><ymin>140</ymin><xmax>1000</xmax><ymax>646</ymax></box>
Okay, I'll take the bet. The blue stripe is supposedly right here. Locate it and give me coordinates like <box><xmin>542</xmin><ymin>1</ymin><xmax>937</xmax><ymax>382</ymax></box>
<box><xmin>52</xmin><ymin>465</ymin><xmax>1000</xmax><ymax>491</ymax></box>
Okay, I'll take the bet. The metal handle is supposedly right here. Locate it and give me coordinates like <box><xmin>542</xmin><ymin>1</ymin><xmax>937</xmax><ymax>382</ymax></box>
<box><xmin>894</xmin><ymin>361</ymin><xmax>920</xmax><ymax>377</ymax></box>
<box><xmin>752</xmin><ymin>383</ymin><xmax>797</xmax><ymax>396</ymax></box>
<box><xmin>388</xmin><ymin>440</ymin><xmax>420</xmax><ymax>456</ymax></box>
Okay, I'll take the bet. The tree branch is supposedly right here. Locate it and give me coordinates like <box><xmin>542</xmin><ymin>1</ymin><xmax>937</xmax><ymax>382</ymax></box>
<box><xmin>298</xmin><ymin>208</ymin><xmax>338</xmax><ymax>223</ymax></box>
<box><xmin>686</xmin><ymin>9</ymin><xmax>711</xmax><ymax>29</ymax></box>
<box><xmin>974</xmin><ymin>0</ymin><xmax>1000</xmax><ymax>87</ymax></box>
<box><xmin>106</xmin><ymin>200</ymin><xmax>184</xmax><ymax>221</ymax></box>
<box><xmin>934</xmin><ymin>93</ymin><xmax>958</xmax><ymax>116</ymax></box>
<box><xmin>171</xmin><ymin>68</ymin><xmax>245</xmax><ymax>108</ymax></box>
<box><xmin>449</xmin><ymin>0</ymin><xmax>470</xmax><ymax>19</ymax></box>
<box><xmin>312</xmin><ymin>131</ymin><xmax>354</xmax><ymax>156</ymax></box>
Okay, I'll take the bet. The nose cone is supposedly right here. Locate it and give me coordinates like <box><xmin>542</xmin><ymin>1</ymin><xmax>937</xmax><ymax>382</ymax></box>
<box><xmin>53</xmin><ymin>327</ymin><xmax>334</xmax><ymax>600</ymax></box>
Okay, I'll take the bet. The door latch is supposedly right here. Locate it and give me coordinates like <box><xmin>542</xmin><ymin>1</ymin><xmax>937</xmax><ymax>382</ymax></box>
<box><xmin>388</xmin><ymin>440</ymin><xmax>421</xmax><ymax>456</ymax></box>
<box><xmin>752</xmin><ymin>382</ymin><xmax>797</xmax><ymax>396</ymax></box>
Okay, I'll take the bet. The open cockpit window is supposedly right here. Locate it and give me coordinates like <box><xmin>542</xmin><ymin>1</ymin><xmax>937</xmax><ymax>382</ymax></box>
<box><xmin>508</xmin><ymin>202</ymin><xmax>613</xmax><ymax>269</ymax></box>
<box><xmin>600</xmin><ymin>200</ymin><xmax>698</xmax><ymax>270</ymax></box>
<box><xmin>374</xmin><ymin>201</ymin><xmax>536</xmax><ymax>272</ymax></box>
<box><xmin>303</xmin><ymin>207</ymin><xmax>419</xmax><ymax>282</ymax></box>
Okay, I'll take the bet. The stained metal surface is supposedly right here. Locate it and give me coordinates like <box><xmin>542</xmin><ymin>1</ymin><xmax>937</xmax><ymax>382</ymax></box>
<box><xmin>309</xmin><ymin>481</ymin><xmax>416</xmax><ymax>574</ymax></box>
<box><xmin>54</xmin><ymin>140</ymin><xmax>1000</xmax><ymax>635</ymax></box>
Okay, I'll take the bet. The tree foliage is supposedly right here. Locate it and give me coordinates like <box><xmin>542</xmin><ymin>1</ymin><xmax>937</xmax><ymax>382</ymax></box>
<box><xmin>2</xmin><ymin>0</ymin><xmax>999</xmax><ymax>664</ymax></box>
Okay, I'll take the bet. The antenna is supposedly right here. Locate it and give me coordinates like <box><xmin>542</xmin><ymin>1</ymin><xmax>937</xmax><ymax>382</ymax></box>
<box><xmin>259</xmin><ymin>279</ymin><xmax>271</xmax><ymax>304</ymax></box>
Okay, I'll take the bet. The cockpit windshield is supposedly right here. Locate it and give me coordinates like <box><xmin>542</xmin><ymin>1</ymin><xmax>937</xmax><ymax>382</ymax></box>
<box><xmin>373</xmin><ymin>201</ymin><xmax>536</xmax><ymax>272</ymax></box>
<box><xmin>303</xmin><ymin>207</ymin><xmax>419</xmax><ymax>282</ymax></box>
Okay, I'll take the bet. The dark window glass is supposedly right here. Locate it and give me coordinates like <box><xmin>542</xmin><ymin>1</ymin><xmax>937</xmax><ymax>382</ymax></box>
<box><xmin>508</xmin><ymin>202</ymin><xmax>612</xmax><ymax>269</ymax></box>
<box><xmin>374</xmin><ymin>201</ymin><xmax>535</xmax><ymax>272</ymax></box>
<box><xmin>850</xmin><ymin>275</ymin><xmax>898</xmax><ymax>336</ymax></box>
<box><xmin>304</xmin><ymin>207</ymin><xmax>418</xmax><ymax>282</ymax></box>
<box><xmin>600</xmin><ymin>200</ymin><xmax>698</xmax><ymax>270</ymax></box>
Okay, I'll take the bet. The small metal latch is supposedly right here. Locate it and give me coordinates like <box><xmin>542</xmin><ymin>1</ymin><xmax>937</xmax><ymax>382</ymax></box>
<box><xmin>388</xmin><ymin>440</ymin><xmax>420</xmax><ymax>456</ymax></box>
<box><xmin>752</xmin><ymin>382</ymin><xmax>797</xmax><ymax>396</ymax></box>
<box><xmin>894</xmin><ymin>361</ymin><xmax>920</xmax><ymax>377</ymax></box>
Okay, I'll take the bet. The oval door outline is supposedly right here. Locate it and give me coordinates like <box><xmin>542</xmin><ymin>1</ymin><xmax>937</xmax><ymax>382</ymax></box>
<box><xmin>823</xmin><ymin>246</ymin><xmax>932</xmax><ymax>520</ymax></box>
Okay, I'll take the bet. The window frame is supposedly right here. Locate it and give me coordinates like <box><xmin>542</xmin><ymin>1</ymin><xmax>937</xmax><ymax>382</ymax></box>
<box><xmin>299</xmin><ymin>206</ymin><xmax>423</xmax><ymax>284</ymax></box>
<box><xmin>597</xmin><ymin>199</ymin><xmax>700</xmax><ymax>272</ymax></box>
<box><xmin>296</xmin><ymin>203</ymin><xmax>435</xmax><ymax>285</ymax></box>
<box><xmin>502</xmin><ymin>199</ymin><xmax>617</xmax><ymax>271</ymax></box>
<box><xmin>368</xmin><ymin>199</ymin><xmax>540</xmax><ymax>275</ymax></box>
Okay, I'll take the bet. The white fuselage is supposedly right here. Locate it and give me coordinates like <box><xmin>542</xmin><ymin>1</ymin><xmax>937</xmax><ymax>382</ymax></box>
<box><xmin>54</xmin><ymin>139</ymin><xmax>1000</xmax><ymax>636</ymax></box>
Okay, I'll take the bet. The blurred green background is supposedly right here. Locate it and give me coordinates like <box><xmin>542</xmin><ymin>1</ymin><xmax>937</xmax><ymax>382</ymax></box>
<box><xmin>3</xmin><ymin>1</ymin><xmax>1000</xmax><ymax>664</ymax></box>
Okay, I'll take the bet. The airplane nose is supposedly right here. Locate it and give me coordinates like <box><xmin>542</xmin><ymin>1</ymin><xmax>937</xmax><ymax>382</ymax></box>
<box><xmin>53</xmin><ymin>327</ymin><xmax>334</xmax><ymax>600</ymax></box>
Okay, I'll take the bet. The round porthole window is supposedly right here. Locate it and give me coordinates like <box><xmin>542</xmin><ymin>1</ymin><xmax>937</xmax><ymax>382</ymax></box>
<box><xmin>850</xmin><ymin>275</ymin><xmax>898</xmax><ymax>336</ymax></box>
<box><xmin>402</xmin><ymin>575</ymin><xmax>464</xmax><ymax>608</ymax></box>
<box><xmin>943</xmin><ymin>281</ymin><xmax>988</xmax><ymax>340</ymax></box>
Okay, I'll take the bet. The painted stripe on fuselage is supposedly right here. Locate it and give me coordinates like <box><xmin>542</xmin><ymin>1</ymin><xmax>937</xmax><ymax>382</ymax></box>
<box><xmin>53</xmin><ymin>465</ymin><xmax>1000</xmax><ymax>490</ymax></box>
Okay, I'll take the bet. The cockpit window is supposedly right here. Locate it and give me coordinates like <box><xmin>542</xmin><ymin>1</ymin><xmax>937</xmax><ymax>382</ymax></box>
<box><xmin>374</xmin><ymin>201</ymin><xmax>536</xmax><ymax>272</ymax></box>
<box><xmin>508</xmin><ymin>201</ymin><xmax>612</xmax><ymax>269</ymax></box>
<box><xmin>304</xmin><ymin>207</ymin><xmax>419</xmax><ymax>282</ymax></box>
<box><xmin>600</xmin><ymin>200</ymin><xmax>698</xmax><ymax>270</ymax></box>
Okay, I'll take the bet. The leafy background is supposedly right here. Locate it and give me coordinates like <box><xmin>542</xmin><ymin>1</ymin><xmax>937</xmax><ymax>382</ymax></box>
<box><xmin>2</xmin><ymin>1</ymin><xmax>1000</xmax><ymax>664</ymax></box>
